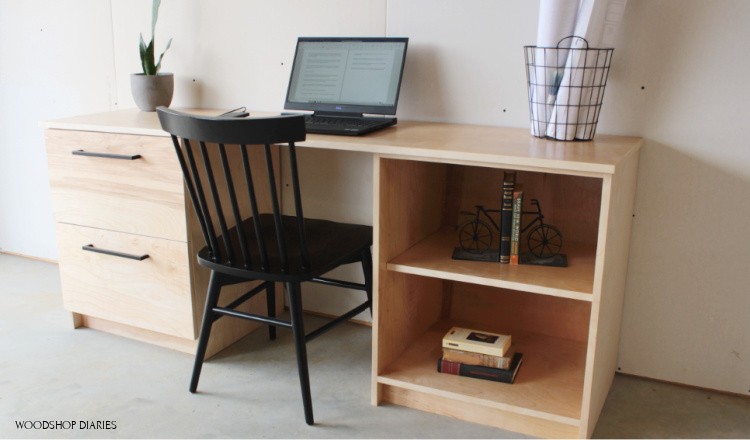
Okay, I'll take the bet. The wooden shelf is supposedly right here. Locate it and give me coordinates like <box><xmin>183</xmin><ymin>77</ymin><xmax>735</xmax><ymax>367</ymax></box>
<box><xmin>377</xmin><ymin>323</ymin><xmax>586</xmax><ymax>426</ymax></box>
<box><xmin>387</xmin><ymin>228</ymin><xmax>596</xmax><ymax>301</ymax></box>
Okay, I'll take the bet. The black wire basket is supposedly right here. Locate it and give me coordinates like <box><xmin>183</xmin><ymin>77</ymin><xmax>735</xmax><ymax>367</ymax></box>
<box><xmin>524</xmin><ymin>37</ymin><xmax>614</xmax><ymax>141</ymax></box>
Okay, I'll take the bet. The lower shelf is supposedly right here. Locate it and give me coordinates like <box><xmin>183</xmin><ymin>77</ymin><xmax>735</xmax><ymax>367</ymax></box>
<box><xmin>376</xmin><ymin>323</ymin><xmax>587</xmax><ymax>436</ymax></box>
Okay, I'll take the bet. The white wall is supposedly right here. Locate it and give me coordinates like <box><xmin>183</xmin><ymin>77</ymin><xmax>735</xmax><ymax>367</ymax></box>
<box><xmin>388</xmin><ymin>0</ymin><xmax>536</xmax><ymax>127</ymax></box>
<box><xmin>611</xmin><ymin>0</ymin><xmax>750</xmax><ymax>395</ymax></box>
<box><xmin>1</xmin><ymin>0</ymin><xmax>748</xmax><ymax>395</ymax></box>
<box><xmin>0</xmin><ymin>0</ymin><xmax>116</xmax><ymax>259</ymax></box>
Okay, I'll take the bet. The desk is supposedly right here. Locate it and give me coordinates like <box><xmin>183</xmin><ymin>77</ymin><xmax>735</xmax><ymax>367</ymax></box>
<box><xmin>43</xmin><ymin>108</ymin><xmax>641</xmax><ymax>438</ymax></box>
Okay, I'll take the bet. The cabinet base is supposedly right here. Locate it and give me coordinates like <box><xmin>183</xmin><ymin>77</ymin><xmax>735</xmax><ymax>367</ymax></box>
<box><xmin>380</xmin><ymin>384</ymin><xmax>581</xmax><ymax>438</ymax></box>
<box><xmin>71</xmin><ymin>313</ymin><xmax>261</xmax><ymax>359</ymax></box>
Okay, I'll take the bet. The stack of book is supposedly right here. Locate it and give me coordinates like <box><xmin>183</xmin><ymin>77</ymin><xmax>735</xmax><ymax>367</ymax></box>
<box><xmin>437</xmin><ymin>326</ymin><xmax>523</xmax><ymax>384</ymax></box>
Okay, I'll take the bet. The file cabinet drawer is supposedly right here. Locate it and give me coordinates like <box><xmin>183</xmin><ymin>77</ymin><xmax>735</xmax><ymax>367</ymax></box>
<box><xmin>45</xmin><ymin>129</ymin><xmax>186</xmax><ymax>241</ymax></box>
<box><xmin>55</xmin><ymin>223</ymin><xmax>195</xmax><ymax>339</ymax></box>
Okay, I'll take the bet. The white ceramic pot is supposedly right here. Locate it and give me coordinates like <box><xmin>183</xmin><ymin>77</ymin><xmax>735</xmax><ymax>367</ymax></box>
<box><xmin>130</xmin><ymin>72</ymin><xmax>174</xmax><ymax>112</ymax></box>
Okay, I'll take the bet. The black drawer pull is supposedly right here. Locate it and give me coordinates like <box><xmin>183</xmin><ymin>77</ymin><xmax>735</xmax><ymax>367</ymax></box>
<box><xmin>82</xmin><ymin>244</ymin><xmax>149</xmax><ymax>261</ymax></box>
<box><xmin>72</xmin><ymin>149</ymin><xmax>142</xmax><ymax>160</ymax></box>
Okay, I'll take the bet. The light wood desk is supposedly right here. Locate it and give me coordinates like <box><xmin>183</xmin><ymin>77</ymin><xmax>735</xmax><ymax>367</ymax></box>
<box><xmin>43</xmin><ymin>108</ymin><xmax>641</xmax><ymax>438</ymax></box>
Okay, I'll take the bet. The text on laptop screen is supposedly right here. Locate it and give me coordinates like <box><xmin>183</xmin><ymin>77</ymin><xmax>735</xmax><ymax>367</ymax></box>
<box><xmin>284</xmin><ymin>37</ymin><xmax>408</xmax><ymax>116</ymax></box>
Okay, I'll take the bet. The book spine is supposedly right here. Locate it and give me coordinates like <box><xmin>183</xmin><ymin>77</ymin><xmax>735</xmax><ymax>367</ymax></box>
<box><xmin>442</xmin><ymin>326</ymin><xmax>512</xmax><ymax>356</ymax></box>
<box><xmin>438</xmin><ymin>358</ymin><xmax>461</xmax><ymax>375</ymax></box>
<box><xmin>499</xmin><ymin>171</ymin><xmax>516</xmax><ymax>264</ymax></box>
<box><xmin>442</xmin><ymin>339</ymin><xmax>507</xmax><ymax>357</ymax></box>
<box><xmin>442</xmin><ymin>348</ymin><xmax>513</xmax><ymax>369</ymax></box>
<box><xmin>437</xmin><ymin>357</ymin><xmax>518</xmax><ymax>384</ymax></box>
<box><xmin>510</xmin><ymin>190</ymin><xmax>523</xmax><ymax>265</ymax></box>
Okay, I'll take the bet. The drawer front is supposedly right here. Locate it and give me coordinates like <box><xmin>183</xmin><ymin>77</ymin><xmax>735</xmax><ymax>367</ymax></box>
<box><xmin>56</xmin><ymin>223</ymin><xmax>195</xmax><ymax>339</ymax></box>
<box><xmin>46</xmin><ymin>129</ymin><xmax>186</xmax><ymax>241</ymax></box>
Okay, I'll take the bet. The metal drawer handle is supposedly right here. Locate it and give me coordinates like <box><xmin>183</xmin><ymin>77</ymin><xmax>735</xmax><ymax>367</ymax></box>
<box><xmin>72</xmin><ymin>149</ymin><xmax>142</xmax><ymax>160</ymax></box>
<box><xmin>82</xmin><ymin>244</ymin><xmax>149</xmax><ymax>261</ymax></box>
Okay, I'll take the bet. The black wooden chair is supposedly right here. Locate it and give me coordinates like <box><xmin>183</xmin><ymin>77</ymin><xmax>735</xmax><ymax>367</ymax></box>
<box><xmin>156</xmin><ymin>107</ymin><xmax>372</xmax><ymax>425</ymax></box>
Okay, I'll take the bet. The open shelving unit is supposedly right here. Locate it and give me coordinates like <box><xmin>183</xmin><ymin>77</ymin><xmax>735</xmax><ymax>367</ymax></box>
<box><xmin>372</xmin><ymin>134</ymin><xmax>641</xmax><ymax>438</ymax></box>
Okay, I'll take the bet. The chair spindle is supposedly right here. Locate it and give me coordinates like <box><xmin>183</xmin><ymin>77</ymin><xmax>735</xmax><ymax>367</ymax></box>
<box><xmin>263</xmin><ymin>143</ymin><xmax>289</xmax><ymax>272</ymax></box>
<box><xmin>183</xmin><ymin>138</ymin><xmax>220</xmax><ymax>261</ymax></box>
<box><xmin>199</xmin><ymin>141</ymin><xmax>234</xmax><ymax>264</ymax></box>
<box><xmin>287</xmin><ymin>143</ymin><xmax>310</xmax><ymax>270</ymax></box>
<box><xmin>240</xmin><ymin>144</ymin><xmax>269</xmax><ymax>271</ymax></box>
<box><xmin>218</xmin><ymin>143</ymin><xmax>252</xmax><ymax>268</ymax></box>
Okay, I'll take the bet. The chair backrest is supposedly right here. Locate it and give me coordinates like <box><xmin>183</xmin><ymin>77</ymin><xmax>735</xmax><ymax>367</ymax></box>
<box><xmin>157</xmin><ymin>107</ymin><xmax>308</xmax><ymax>273</ymax></box>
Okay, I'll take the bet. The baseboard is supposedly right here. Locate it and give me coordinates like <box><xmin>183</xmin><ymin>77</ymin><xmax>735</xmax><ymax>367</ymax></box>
<box><xmin>0</xmin><ymin>250</ymin><xmax>58</xmax><ymax>264</ymax></box>
<box><xmin>296</xmin><ymin>307</ymin><xmax>373</xmax><ymax>327</ymax></box>
<box><xmin>615</xmin><ymin>371</ymin><xmax>750</xmax><ymax>399</ymax></box>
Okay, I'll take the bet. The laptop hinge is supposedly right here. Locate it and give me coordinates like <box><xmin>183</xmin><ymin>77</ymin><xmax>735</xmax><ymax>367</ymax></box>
<box><xmin>312</xmin><ymin>111</ymin><xmax>364</xmax><ymax>118</ymax></box>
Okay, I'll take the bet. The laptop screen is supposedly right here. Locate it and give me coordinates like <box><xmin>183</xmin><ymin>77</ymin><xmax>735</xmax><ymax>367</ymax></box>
<box><xmin>284</xmin><ymin>37</ymin><xmax>408</xmax><ymax>116</ymax></box>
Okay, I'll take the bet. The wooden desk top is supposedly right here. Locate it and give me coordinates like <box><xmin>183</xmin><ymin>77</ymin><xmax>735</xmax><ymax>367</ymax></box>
<box><xmin>43</xmin><ymin>108</ymin><xmax>642</xmax><ymax>176</ymax></box>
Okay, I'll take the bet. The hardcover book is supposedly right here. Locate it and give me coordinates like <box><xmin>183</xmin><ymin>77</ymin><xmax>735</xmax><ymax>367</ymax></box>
<box><xmin>510</xmin><ymin>190</ymin><xmax>524</xmax><ymax>265</ymax></box>
<box><xmin>442</xmin><ymin>347</ymin><xmax>515</xmax><ymax>369</ymax></box>
<box><xmin>442</xmin><ymin>326</ymin><xmax>511</xmax><ymax>357</ymax></box>
<box><xmin>437</xmin><ymin>352</ymin><xmax>523</xmax><ymax>384</ymax></box>
<box><xmin>499</xmin><ymin>171</ymin><xmax>516</xmax><ymax>264</ymax></box>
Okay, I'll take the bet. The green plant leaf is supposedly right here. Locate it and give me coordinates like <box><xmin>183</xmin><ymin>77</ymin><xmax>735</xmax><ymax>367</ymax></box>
<box><xmin>139</xmin><ymin>33</ymin><xmax>149</xmax><ymax>74</ymax></box>
<box><xmin>154</xmin><ymin>37</ymin><xmax>172</xmax><ymax>74</ymax></box>
<box><xmin>151</xmin><ymin>0</ymin><xmax>161</xmax><ymax>37</ymax></box>
<box><xmin>139</xmin><ymin>0</ymin><xmax>169</xmax><ymax>75</ymax></box>
<box><xmin>139</xmin><ymin>33</ymin><xmax>156</xmax><ymax>75</ymax></box>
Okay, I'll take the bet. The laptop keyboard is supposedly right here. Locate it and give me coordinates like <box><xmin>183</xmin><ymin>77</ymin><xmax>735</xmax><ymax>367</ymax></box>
<box><xmin>303</xmin><ymin>115</ymin><xmax>395</xmax><ymax>135</ymax></box>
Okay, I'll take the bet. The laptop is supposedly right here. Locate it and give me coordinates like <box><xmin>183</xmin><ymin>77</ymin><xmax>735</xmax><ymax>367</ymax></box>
<box><xmin>284</xmin><ymin>37</ymin><xmax>409</xmax><ymax>136</ymax></box>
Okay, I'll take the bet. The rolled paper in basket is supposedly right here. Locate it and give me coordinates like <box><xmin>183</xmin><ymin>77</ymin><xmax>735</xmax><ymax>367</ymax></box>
<box><xmin>530</xmin><ymin>0</ymin><xmax>579</xmax><ymax>137</ymax></box>
<box><xmin>545</xmin><ymin>39</ymin><xmax>588</xmax><ymax>141</ymax></box>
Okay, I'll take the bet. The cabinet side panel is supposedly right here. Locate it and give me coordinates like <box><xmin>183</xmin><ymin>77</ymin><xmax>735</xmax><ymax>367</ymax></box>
<box><xmin>375</xmin><ymin>158</ymin><xmax>448</xmax><ymax>376</ymax></box>
<box><xmin>581</xmin><ymin>150</ymin><xmax>640</xmax><ymax>437</ymax></box>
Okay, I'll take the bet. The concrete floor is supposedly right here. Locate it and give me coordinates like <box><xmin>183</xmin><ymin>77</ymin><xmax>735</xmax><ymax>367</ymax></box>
<box><xmin>1</xmin><ymin>253</ymin><xmax>748</xmax><ymax>439</ymax></box>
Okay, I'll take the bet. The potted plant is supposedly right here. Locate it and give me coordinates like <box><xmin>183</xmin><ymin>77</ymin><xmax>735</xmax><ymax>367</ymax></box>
<box><xmin>130</xmin><ymin>0</ymin><xmax>173</xmax><ymax>111</ymax></box>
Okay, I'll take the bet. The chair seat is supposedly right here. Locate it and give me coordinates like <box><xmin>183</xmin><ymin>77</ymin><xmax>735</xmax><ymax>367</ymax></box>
<box><xmin>197</xmin><ymin>214</ymin><xmax>372</xmax><ymax>281</ymax></box>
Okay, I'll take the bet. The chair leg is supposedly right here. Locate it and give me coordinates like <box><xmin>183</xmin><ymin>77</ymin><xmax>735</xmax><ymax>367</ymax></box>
<box><xmin>362</xmin><ymin>247</ymin><xmax>373</xmax><ymax>316</ymax></box>
<box><xmin>190</xmin><ymin>270</ymin><xmax>222</xmax><ymax>393</ymax></box>
<box><xmin>266</xmin><ymin>282</ymin><xmax>277</xmax><ymax>340</ymax></box>
<box><xmin>288</xmin><ymin>282</ymin><xmax>314</xmax><ymax>425</ymax></box>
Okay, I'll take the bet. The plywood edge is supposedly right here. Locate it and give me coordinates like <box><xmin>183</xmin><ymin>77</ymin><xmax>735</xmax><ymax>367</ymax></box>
<box><xmin>386</xmin><ymin>261</ymin><xmax>593</xmax><ymax>302</ymax></box>
<box><xmin>377</xmin><ymin>375</ymin><xmax>580</xmax><ymax>426</ymax></box>
<box><xmin>371</xmin><ymin>155</ymin><xmax>384</xmax><ymax>405</ymax></box>
<box><xmin>580</xmin><ymin>148</ymin><xmax>641</xmax><ymax>437</ymax></box>
<box><xmin>43</xmin><ymin>124</ymin><xmax>168</xmax><ymax>137</ymax></box>
<box><xmin>370</xmin><ymin>151</ymin><xmax>617</xmax><ymax>176</ymax></box>
<box><xmin>380</xmin><ymin>384</ymin><xmax>581</xmax><ymax>438</ymax></box>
